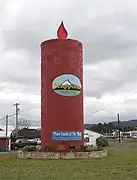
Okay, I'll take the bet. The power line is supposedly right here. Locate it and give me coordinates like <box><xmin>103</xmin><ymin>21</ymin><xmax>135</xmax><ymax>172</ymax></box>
<box><xmin>8</xmin><ymin>113</ymin><xmax>16</xmax><ymax>118</ymax></box>
<box><xmin>90</xmin><ymin>90</ymin><xmax>137</xmax><ymax>115</ymax></box>
<box><xmin>20</xmin><ymin>106</ymin><xmax>40</xmax><ymax>113</ymax></box>
<box><xmin>0</xmin><ymin>117</ymin><xmax>6</xmax><ymax>122</ymax></box>
<box><xmin>19</xmin><ymin>115</ymin><xmax>40</xmax><ymax>122</ymax></box>
<box><xmin>90</xmin><ymin>101</ymin><xmax>120</xmax><ymax>115</ymax></box>
<box><xmin>0</xmin><ymin>106</ymin><xmax>39</xmax><ymax>124</ymax></box>
<box><xmin>1</xmin><ymin>89</ymin><xmax>137</xmax><ymax>123</ymax></box>
<box><xmin>0</xmin><ymin>104</ymin><xmax>40</xmax><ymax>121</ymax></box>
<box><xmin>0</xmin><ymin>113</ymin><xmax>16</xmax><ymax>122</ymax></box>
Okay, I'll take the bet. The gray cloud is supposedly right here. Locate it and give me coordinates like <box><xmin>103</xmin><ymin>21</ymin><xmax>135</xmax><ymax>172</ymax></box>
<box><xmin>84</xmin><ymin>56</ymin><xmax>137</xmax><ymax>98</ymax></box>
<box><xmin>2</xmin><ymin>1</ymin><xmax>137</xmax><ymax>64</ymax></box>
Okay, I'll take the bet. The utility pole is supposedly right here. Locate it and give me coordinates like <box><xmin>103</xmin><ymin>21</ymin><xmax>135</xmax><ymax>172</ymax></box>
<box><xmin>5</xmin><ymin>115</ymin><xmax>8</xmax><ymax>151</ymax></box>
<box><xmin>117</xmin><ymin>113</ymin><xmax>121</xmax><ymax>143</ymax></box>
<box><xmin>14</xmin><ymin>103</ymin><xmax>20</xmax><ymax>132</ymax></box>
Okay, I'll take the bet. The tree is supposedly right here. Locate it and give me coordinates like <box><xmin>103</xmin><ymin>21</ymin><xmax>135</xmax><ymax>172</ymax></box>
<box><xmin>123</xmin><ymin>126</ymin><xmax>128</xmax><ymax>132</ymax></box>
<box><xmin>10</xmin><ymin>119</ymin><xmax>30</xmax><ymax>144</ymax></box>
<box><xmin>18</xmin><ymin>119</ymin><xmax>30</xmax><ymax>130</ymax></box>
<box><xmin>89</xmin><ymin>122</ymin><xmax>115</xmax><ymax>134</ymax></box>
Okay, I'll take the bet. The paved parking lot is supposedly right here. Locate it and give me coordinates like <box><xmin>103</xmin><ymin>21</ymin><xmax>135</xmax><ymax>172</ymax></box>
<box><xmin>0</xmin><ymin>151</ymin><xmax>18</xmax><ymax>155</ymax></box>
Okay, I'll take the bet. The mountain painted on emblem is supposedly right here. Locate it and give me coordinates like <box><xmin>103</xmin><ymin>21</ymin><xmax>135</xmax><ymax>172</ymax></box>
<box><xmin>53</xmin><ymin>79</ymin><xmax>81</xmax><ymax>91</ymax></box>
<box><xmin>61</xmin><ymin>79</ymin><xmax>72</xmax><ymax>85</ymax></box>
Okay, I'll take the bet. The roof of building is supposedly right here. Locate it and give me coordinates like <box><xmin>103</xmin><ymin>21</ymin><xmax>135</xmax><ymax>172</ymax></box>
<box><xmin>84</xmin><ymin>129</ymin><xmax>102</xmax><ymax>136</ymax></box>
<box><xmin>11</xmin><ymin>128</ymin><xmax>40</xmax><ymax>138</ymax></box>
<box><xmin>0</xmin><ymin>130</ymin><xmax>10</xmax><ymax>138</ymax></box>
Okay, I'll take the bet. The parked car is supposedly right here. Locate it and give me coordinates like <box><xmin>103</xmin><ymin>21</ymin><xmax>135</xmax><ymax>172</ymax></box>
<box><xmin>12</xmin><ymin>138</ymin><xmax>38</xmax><ymax>150</ymax></box>
<box><xmin>131</xmin><ymin>135</ymin><xmax>137</xmax><ymax>139</ymax></box>
<box><xmin>34</xmin><ymin>138</ymin><xmax>41</xmax><ymax>145</ymax></box>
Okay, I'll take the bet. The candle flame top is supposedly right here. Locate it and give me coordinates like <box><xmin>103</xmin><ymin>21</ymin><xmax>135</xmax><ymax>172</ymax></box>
<box><xmin>57</xmin><ymin>21</ymin><xmax>68</xmax><ymax>39</ymax></box>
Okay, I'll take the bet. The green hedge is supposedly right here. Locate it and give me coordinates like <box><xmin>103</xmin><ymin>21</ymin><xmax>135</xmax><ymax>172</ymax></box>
<box><xmin>96</xmin><ymin>136</ymin><xmax>109</xmax><ymax>150</ymax></box>
<box><xmin>0</xmin><ymin>148</ymin><xmax>7</xmax><ymax>152</ymax></box>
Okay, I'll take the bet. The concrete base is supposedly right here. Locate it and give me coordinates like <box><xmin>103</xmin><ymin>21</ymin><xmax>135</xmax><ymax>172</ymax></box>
<box><xmin>17</xmin><ymin>150</ymin><xmax>107</xmax><ymax>160</ymax></box>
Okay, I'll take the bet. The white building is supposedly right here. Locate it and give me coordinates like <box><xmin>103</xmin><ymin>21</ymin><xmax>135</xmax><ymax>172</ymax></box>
<box><xmin>84</xmin><ymin>129</ymin><xmax>102</xmax><ymax>147</ymax></box>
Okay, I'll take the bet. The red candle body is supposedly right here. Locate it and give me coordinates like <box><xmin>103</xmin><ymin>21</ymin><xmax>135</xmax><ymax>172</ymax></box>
<box><xmin>41</xmin><ymin>39</ymin><xmax>84</xmax><ymax>151</ymax></box>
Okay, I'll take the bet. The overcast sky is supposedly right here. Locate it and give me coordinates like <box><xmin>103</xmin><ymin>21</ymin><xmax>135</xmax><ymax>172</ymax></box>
<box><xmin>0</xmin><ymin>0</ymin><xmax>137</xmax><ymax>130</ymax></box>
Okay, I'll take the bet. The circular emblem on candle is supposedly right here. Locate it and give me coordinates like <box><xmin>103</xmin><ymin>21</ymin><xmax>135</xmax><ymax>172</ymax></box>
<box><xmin>52</xmin><ymin>74</ymin><xmax>81</xmax><ymax>96</ymax></box>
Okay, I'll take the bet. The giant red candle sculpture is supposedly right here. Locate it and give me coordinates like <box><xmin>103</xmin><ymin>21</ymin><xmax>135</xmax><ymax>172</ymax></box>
<box><xmin>41</xmin><ymin>22</ymin><xmax>84</xmax><ymax>152</ymax></box>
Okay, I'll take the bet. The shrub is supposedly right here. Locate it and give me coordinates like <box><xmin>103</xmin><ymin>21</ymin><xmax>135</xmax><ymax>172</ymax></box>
<box><xmin>69</xmin><ymin>144</ymin><xmax>76</xmax><ymax>152</ymax></box>
<box><xmin>96</xmin><ymin>136</ymin><xmax>108</xmax><ymax>150</ymax></box>
<box><xmin>80</xmin><ymin>145</ymin><xmax>87</xmax><ymax>152</ymax></box>
<box><xmin>69</xmin><ymin>145</ymin><xmax>93</xmax><ymax>152</ymax></box>
<box><xmin>79</xmin><ymin>144</ymin><xmax>94</xmax><ymax>152</ymax></box>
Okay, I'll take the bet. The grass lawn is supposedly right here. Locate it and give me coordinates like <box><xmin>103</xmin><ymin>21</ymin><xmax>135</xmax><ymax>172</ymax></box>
<box><xmin>1</xmin><ymin>143</ymin><xmax>137</xmax><ymax>180</ymax></box>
